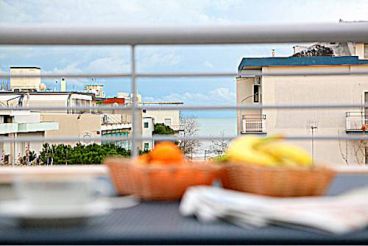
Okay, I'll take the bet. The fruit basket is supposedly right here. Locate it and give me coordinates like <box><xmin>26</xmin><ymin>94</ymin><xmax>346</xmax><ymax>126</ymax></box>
<box><xmin>105</xmin><ymin>157</ymin><xmax>219</xmax><ymax>200</ymax></box>
<box><xmin>215</xmin><ymin>135</ymin><xmax>336</xmax><ymax>197</ymax></box>
<box><xmin>220</xmin><ymin>164</ymin><xmax>335</xmax><ymax>197</ymax></box>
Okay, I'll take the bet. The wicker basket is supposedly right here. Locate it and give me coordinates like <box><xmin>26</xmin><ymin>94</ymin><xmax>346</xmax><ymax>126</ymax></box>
<box><xmin>105</xmin><ymin>157</ymin><xmax>220</xmax><ymax>200</ymax></box>
<box><xmin>220</xmin><ymin>164</ymin><xmax>335</xmax><ymax>197</ymax></box>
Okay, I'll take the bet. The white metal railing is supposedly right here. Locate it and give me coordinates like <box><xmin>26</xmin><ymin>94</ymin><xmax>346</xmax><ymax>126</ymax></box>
<box><xmin>0</xmin><ymin>23</ymin><xmax>368</xmax><ymax>158</ymax></box>
<box><xmin>346</xmin><ymin>111</ymin><xmax>368</xmax><ymax>132</ymax></box>
<box><xmin>241</xmin><ymin>115</ymin><xmax>266</xmax><ymax>134</ymax></box>
<box><xmin>102</xmin><ymin>114</ymin><xmax>125</xmax><ymax>125</ymax></box>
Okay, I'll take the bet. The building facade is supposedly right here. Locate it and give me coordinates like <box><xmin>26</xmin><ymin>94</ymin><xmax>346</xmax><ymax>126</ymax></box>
<box><xmin>236</xmin><ymin>56</ymin><xmax>368</xmax><ymax>165</ymax></box>
<box><xmin>0</xmin><ymin>110</ymin><xmax>58</xmax><ymax>164</ymax></box>
<box><xmin>85</xmin><ymin>84</ymin><xmax>105</xmax><ymax>98</ymax></box>
<box><xmin>0</xmin><ymin>92</ymin><xmax>133</xmax><ymax>148</ymax></box>
<box><xmin>10</xmin><ymin>67</ymin><xmax>41</xmax><ymax>91</ymax></box>
<box><xmin>142</xmin><ymin>102</ymin><xmax>183</xmax><ymax>132</ymax></box>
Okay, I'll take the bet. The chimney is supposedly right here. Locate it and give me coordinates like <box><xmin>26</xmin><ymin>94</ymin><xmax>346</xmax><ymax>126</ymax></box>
<box><xmin>61</xmin><ymin>77</ymin><xmax>67</xmax><ymax>92</ymax></box>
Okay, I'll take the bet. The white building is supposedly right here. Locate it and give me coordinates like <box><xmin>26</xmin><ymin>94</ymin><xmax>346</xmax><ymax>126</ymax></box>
<box><xmin>142</xmin><ymin>117</ymin><xmax>154</xmax><ymax>151</ymax></box>
<box><xmin>236</xmin><ymin>55</ymin><xmax>368</xmax><ymax>165</ymax></box>
<box><xmin>0</xmin><ymin>110</ymin><xmax>58</xmax><ymax>164</ymax></box>
<box><xmin>0</xmin><ymin>92</ymin><xmax>132</xmax><ymax>148</ymax></box>
<box><xmin>142</xmin><ymin>102</ymin><xmax>183</xmax><ymax>132</ymax></box>
<box><xmin>10</xmin><ymin>67</ymin><xmax>41</xmax><ymax>92</ymax></box>
<box><xmin>85</xmin><ymin>84</ymin><xmax>105</xmax><ymax>98</ymax></box>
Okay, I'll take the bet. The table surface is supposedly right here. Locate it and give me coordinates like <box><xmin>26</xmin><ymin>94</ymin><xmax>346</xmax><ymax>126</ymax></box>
<box><xmin>0</xmin><ymin>173</ymin><xmax>368</xmax><ymax>245</ymax></box>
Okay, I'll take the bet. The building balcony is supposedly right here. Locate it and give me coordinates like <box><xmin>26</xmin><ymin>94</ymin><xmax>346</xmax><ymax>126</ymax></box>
<box><xmin>0</xmin><ymin>122</ymin><xmax>59</xmax><ymax>134</ymax></box>
<box><xmin>241</xmin><ymin>114</ymin><xmax>266</xmax><ymax>134</ymax></box>
<box><xmin>101</xmin><ymin>114</ymin><xmax>132</xmax><ymax>131</ymax></box>
<box><xmin>0</xmin><ymin>123</ymin><xmax>19</xmax><ymax>134</ymax></box>
<box><xmin>346</xmin><ymin>111</ymin><xmax>368</xmax><ymax>132</ymax></box>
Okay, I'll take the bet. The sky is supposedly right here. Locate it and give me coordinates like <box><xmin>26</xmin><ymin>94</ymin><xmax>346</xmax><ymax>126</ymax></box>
<box><xmin>0</xmin><ymin>0</ymin><xmax>367</xmax><ymax>117</ymax></box>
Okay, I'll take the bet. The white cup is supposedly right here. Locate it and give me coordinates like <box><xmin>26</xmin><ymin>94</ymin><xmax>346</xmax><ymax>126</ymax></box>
<box><xmin>14</xmin><ymin>174</ymin><xmax>106</xmax><ymax>210</ymax></box>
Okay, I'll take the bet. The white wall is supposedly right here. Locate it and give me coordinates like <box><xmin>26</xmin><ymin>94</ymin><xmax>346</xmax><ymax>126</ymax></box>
<box><xmin>238</xmin><ymin>64</ymin><xmax>368</xmax><ymax>165</ymax></box>
<box><xmin>143</xmin><ymin>109</ymin><xmax>181</xmax><ymax>131</ymax></box>
<box><xmin>10</xmin><ymin>68</ymin><xmax>41</xmax><ymax>91</ymax></box>
<box><xmin>142</xmin><ymin>117</ymin><xmax>154</xmax><ymax>151</ymax></box>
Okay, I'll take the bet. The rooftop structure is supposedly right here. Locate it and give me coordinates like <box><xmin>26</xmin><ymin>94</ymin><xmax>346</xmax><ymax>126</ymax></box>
<box><xmin>10</xmin><ymin>67</ymin><xmax>41</xmax><ymax>92</ymax></box>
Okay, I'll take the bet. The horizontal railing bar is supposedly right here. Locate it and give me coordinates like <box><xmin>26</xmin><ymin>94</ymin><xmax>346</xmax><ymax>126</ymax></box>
<box><xmin>0</xmin><ymin>73</ymin><xmax>132</xmax><ymax>79</ymax></box>
<box><xmin>0</xmin><ymin>105</ymin><xmax>133</xmax><ymax>111</ymax></box>
<box><xmin>0</xmin><ymin>103</ymin><xmax>366</xmax><ymax>111</ymax></box>
<box><xmin>1</xmin><ymin>135</ymin><xmax>368</xmax><ymax>143</ymax></box>
<box><xmin>1</xmin><ymin>23</ymin><xmax>368</xmax><ymax>45</ymax></box>
<box><xmin>138</xmin><ymin>104</ymin><xmax>367</xmax><ymax>110</ymax></box>
<box><xmin>2</xmin><ymin>70</ymin><xmax>368</xmax><ymax>79</ymax></box>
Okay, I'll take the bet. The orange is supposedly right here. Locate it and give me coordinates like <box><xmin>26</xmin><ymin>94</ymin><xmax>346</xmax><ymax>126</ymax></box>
<box><xmin>137</xmin><ymin>153</ymin><xmax>150</xmax><ymax>164</ymax></box>
<box><xmin>148</xmin><ymin>142</ymin><xmax>184</xmax><ymax>165</ymax></box>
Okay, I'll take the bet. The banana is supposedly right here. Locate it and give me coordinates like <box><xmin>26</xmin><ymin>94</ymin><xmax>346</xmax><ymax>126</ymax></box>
<box><xmin>226</xmin><ymin>136</ymin><xmax>280</xmax><ymax>166</ymax></box>
<box><xmin>257</xmin><ymin>142</ymin><xmax>313</xmax><ymax>167</ymax></box>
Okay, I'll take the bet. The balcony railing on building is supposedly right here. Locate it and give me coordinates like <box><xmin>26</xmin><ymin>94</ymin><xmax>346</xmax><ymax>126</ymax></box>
<box><xmin>241</xmin><ymin>114</ymin><xmax>266</xmax><ymax>134</ymax></box>
<box><xmin>346</xmin><ymin>111</ymin><xmax>368</xmax><ymax>132</ymax></box>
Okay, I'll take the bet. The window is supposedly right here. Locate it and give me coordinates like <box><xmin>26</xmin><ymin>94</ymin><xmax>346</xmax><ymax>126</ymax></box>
<box><xmin>164</xmin><ymin>118</ymin><xmax>172</xmax><ymax>126</ymax></box>
<box><xmin>253</xmin><ymin>85</ymin><xmax>260</xmax><ymax>103</ymax></box>
<box><xmin>144</xmin><ymin>143</ymin><xmax>149</xmax><ymax>151</ymax></box>
<box><xmin>144</xmin><ymin>122</ymin><xmax>149</xmax><ymax>128</ymax></box>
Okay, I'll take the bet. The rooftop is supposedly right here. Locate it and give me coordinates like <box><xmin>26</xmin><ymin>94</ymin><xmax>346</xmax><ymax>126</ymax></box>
<box><xmin>238</xmin><ymin>56</ymin><xmax>368</xmax><ymax>71</ymax></box>
<box><xmin>0</xmin><ymin>91</ymin><xmax>95</xmax><ymax>97</ymax></box>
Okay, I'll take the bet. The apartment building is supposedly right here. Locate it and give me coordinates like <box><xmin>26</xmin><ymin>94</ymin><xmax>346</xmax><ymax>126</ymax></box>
<box><xmin>0</xmin><ymin>110</ymin><xmax>58</xmax><ymax>164</ymax></box>
<box><xmin>142</xmin><ymin>102</ymin><xmax>183</xmax><ymax>132</ymax></box>
<box><xmin>236</xmin><ymin>56</ymin><xmax>368</xmax><ymax>165</ymax></box>
<box><xmin>4</xmin><ymin>67</ymin><xmax>181</xmax><ymax>153</ymax></box>
<box><xmin>0</xmin><ymin>91</ymin><xmax>133</xmax><ymax>148</ymax></box>
<box><xmin>85</xmin><ymin>84</ymin><xmax>105</xmax><ymax>98</ymax></box>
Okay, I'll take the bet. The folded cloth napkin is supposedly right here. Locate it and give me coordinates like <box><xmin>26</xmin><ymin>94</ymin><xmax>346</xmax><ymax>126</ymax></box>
<box><xmin>179</xmin><ymin>186</ymin><xmax>368</xmax><ymax>234</ymax></box>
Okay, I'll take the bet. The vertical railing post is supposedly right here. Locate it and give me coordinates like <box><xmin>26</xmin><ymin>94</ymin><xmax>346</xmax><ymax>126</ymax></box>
<box><xmin>131</xmin><ymin>45</ymin><xmax>138</xmax><ymax>157</ymax></box>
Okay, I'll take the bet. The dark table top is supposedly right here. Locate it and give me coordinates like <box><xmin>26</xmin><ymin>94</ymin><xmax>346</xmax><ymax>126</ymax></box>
<box><xmin>0</xmin><ymin>173</ymin><xmax>368</xmax><ymax>245</ymax></box>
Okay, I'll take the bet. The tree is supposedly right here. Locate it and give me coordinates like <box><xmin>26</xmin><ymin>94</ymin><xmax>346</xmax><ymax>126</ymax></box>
<box><xmin>338</xmin><ymin>126</ymin><xmax>368</xmax><ymax>165</ymax></box>
<box><xmin>178</xmin><ymin>116</ymin><xmax>200</xmax><ymax>159</ymax></box>
<box><xmin>39</xmin><ymin>143</ymin><xmax>131</xmax><ymax>165</ymax></box>
<box><xmin>209</xmin><ymin>131</ymin><xmax>229</xmax><ymax>156</ymax></box>
<box><xmin>153</xmin><ymin>123</ymin><xmax>175</xmax><ymax>135</ymax></box>
<box><xmin>292</xmin><ymin>44</ymin><xmax>334</xmax><ymax>57</ymax></box>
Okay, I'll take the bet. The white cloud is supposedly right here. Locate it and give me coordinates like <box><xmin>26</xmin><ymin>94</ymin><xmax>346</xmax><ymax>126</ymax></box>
<box><xmin>144</xmin><ymin>87</ymin><xmax>235</xmax><ymax>105</ymax></box>
<box><xmin>86</xmin><ymin>54</ymin><xmax>130</xmax><ymax>73</ymax></box>
<box><xmin>0</xmin><ymin>0</ymin><xmax>239</xmax><ymax>25</ymax></box>
<box><xmin>203</xmin><ymin>61</ymin><xmax>214</xmax><ymax>68</ymax></box>
<box><xmin>2</xmin><ymin>0</ymin><xmax>368</xmax><ymax>26</ymax></box>
<box><xmin>137</xmin><ymin>48</ymin><xmax>181</xmax><ymax>71</ymax></box>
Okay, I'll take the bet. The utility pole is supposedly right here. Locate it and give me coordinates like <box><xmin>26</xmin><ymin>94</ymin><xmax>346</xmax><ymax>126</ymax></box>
<box><xmin>310</xmin><ymin>124</ymin><xmax>318</xmax><ymax>162</ymax></box>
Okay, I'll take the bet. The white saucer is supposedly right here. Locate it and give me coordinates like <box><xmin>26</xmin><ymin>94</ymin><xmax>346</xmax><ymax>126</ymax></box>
<box><xmin>0</xmin><ymin>200</ymin><xmax>111</xmax><ymax>220</ymax></box>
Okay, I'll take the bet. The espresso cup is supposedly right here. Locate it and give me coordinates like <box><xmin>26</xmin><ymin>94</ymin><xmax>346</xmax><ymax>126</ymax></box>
<box><xmin>14</xmin><ymin>174</ymin><xmax>107</xmax><ymax>209</ymax></box>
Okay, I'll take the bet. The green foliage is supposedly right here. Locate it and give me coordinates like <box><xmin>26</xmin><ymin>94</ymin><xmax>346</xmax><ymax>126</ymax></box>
<box><xmin>39</xmin><ymin>143</ymin><xmax>130</xmax><ymax>165</ymax></box>
<box><xmin>153</xmin><ymin>123</ymin><xmax>175</xmax><ymax>135</ymax></box>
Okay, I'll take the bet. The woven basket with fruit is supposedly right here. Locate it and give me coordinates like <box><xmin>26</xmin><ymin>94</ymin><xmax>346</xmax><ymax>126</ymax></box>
<box><xmin>215</xmin><ymin>135</ymin><xmax>335</xmax><ymax>197</ymax></box>
<box><xmin>105</xmin><ymin>142</ymin><xmax>219</xmax><ymax>200</ymax></box>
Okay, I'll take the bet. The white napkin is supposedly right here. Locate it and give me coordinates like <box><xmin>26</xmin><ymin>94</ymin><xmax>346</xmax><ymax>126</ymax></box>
<box><xmin>180</xmin><ymin>186</ymin><xmax>368</xmax><ymax>234</ymax></box>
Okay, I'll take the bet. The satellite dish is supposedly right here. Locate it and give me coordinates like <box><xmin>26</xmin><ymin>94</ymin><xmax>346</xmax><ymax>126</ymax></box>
<box><xmin>39</xmin><ymin>83</ymin><xmax>47</xmax><ymax>91</ymax></box>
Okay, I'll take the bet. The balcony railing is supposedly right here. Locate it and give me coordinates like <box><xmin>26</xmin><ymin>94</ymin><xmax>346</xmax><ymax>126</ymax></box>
<box><xmin>241</xmin><ymin>115</ymin><xmax>266</xmax><ymax>134</ymax></box>
<box><xmin>0</xmin><ymin>23</ymin><xmax>368</xmax><ymax>160</ymax></box>
<box><xmin>346</xmin><ymin>111</ymin><xmax>368</xmax><ymax>132</ymax></box>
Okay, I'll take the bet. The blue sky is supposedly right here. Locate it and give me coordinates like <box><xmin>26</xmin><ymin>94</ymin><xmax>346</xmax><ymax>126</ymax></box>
<box><xmin>0</xmin><ymin>0</ymin><xmax>367</xmax><ymax>117</ymax></box>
